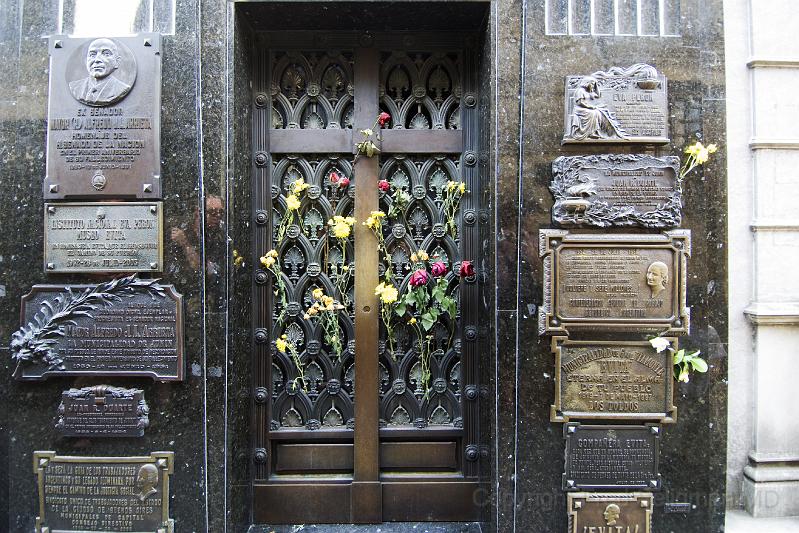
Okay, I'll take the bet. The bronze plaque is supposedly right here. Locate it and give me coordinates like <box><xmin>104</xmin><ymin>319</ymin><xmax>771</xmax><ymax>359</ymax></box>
<box><xmin>563</xmin><ymin>423</ymin><xmax>661</xmax><ymax>491</ymax></box>
<box><xmin>539</xmin><ymin>230</ymin><xmax>690</xmax><ymax>335</ymax></box>
<box><xmin>563</xmin><ymin>64</ymin><xmax>668</xmax><ymax>144</ymax></box>
<box><xmin>44</xmin><ymin>202</ymin><xmax>163</xmax><ymax>273</ymax></box>
<box><xmin>568</xmin><ymin>492</ymin><xmax>652</xmax><ymax>533</ymax></box>
<box><xmin>45</xmin><ymin>34</ymin><xmax>162</xmax><ymax>199</ymax></box>
<box><xmin>551</xmin><ymin>155</ymin><xmax>681</xmax><ymax>228</ymax></box>
<box><xmin>57</xmin><ymin>386</ymin><xmax>149</xmax><ymax>438</ymax></box>
<box><xmin>12</xmin><ymin>276</ymin><xmax>183</xmax><ymax>381</ymax></box>
<box><xmin>33</xmin><ymin>451</ymin><xmax>174</xmax><ymax>533</ymax></box>
<box><xmin>552</xmin><ymin>338</ymin><xmax>676</xmax><ymax>423</ymax></box>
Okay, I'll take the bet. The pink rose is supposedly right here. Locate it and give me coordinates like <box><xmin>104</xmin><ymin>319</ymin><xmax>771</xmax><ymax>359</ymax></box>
<box><xmin>378</xmin><ymin>112</ymin><xmax>391</xmax><ymax>127</ymax></box>
<box><xmin>409</xmin><ymin>269</ymin><xmax>429</xmax><ymax>287</ymax></box>
<box><xmin>339</xmin><ymin>176</ymin><xmax>350</xmax><ymax>187</ymax></box>
<box><xmin>329</xmin><ymin>171</ymin><xmax>339</xmax><ymax>184</ymax></box>
<box><xmin>378</xmin><ymin>179</ymin><xmax>390</xmax><ymax>192</ymax></box>
<box><xmin>431</xmin><ymin>261</ymin><xmax>447</xmax><ymax>277</ymax></box>
<box><xmin>459</xmin><ymin>260</ymin><xmax>475</xmax><ymax>277</ymax></box>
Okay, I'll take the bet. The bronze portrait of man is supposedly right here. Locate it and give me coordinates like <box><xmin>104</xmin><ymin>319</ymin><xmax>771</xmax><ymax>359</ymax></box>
<box><xmin>69</xmin><ymin>38</ymin><xmax>132</xmax><ymax>106</ymax></box>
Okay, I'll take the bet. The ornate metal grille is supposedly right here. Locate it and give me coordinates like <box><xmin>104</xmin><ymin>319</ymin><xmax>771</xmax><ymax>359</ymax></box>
<box><xmin>269</xmin><ymin>154</ymin><xmax>356</xmax><ymax>430</ymax></box>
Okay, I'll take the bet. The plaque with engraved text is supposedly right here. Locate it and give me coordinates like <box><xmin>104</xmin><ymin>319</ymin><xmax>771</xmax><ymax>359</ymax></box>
<box><xmin>539</xmin><ymin>230</ymin><xmax>690</xmax><ymax>335</ymax></box>
<box><xmin>33</xmin><ymin>451</ymin><xmax>174</xmax><ymax>533</ymax></box>
<box><xmin>568</xmin><ymin>492</ymin><xmax>652</xmax><ymax>533</ymax></box>
<box><xmin>57</xmin><ymin>386</ymin><xmax>149</xmax><ymax>438</ymax></box>
<box><xmin>551</xmin><ymin>154</ymin><xmax>681</xmax><ymax>228</ymax></box>
<box><xmin>552</xmin><ymin>338</ymin><xmax>676</xmax><ymax>423</ymax></box>
<box><xmin>44</xmin><ymin>202</ymin><xmax>163</xmax><ymax>273</ymax></box>
<box><xmin>563</xmin><ymin>64</ymin><xmax>668</xmax><ymax>144</ymax></box>
<box><xmin>563</xmin><ymin>423</ymin><xmax>661</xmax><ymax>491</ymax></box>
<box><xmin>12</xmin><ymin>276</ymin><xmax>183</xmax><ymax>381</ymax></box>
<box><xmin>45</xmin><ymin>34</ymin><xmax>161</xmax><ymax>199</ymax></box>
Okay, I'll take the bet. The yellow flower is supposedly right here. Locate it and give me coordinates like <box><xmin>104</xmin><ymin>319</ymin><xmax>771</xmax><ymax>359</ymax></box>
<box><xmin>375</xmin><ymin>282</ymin><xmax>386</xmax><ymax>296</ymax></box>
<box><xmin>379</xmin><ymin>285</ymin><xmax>398</xmax><ymax>304</ymax></box>
<box><xmin>260</xmin><ymin>255</ymin><xmax>276</xmax><ymax>268</ymax></box>
<box><xmin>303</xmin><ymin>313</ymin><xmax>311</xmax><ymax>320</ymax></box>
<box><xmin>458</xmin><ymin>183</ymin><xmax>467</xmax><ymax>194</ymax></box>
<box><xmin>308</xmin><ymin>306</ymin><xmax>319</xmax><ymax>316</ymax></box>
<box><xmin>267</xmin><ymin>249</ymin><xmax>278</xmax><ymax>258</ymax></box>
<box><xmin>410</xmin><ymin>253</ymin><xmax>418</xmax><ymax>262</ymax></box>
<box><xmin>291</xmin><ymin>178</ymin><xmax>310</xmax><ymax>193</ymax></box>
<box><xmin>333</xmin><ymin>223</ymin><xmax>351</xmax><ymax>239</ymax></box>
<box><xmin>275</xmin><ymin>338</ymin><xmax>288</xmax><ymax>353</ymax></box>
<box><xmin>312</xmin><ymin>288</ymin><xmax>324</xmax><ymax>300</ymax></box>
<box><xmin>447</xmin><ymin>181</ymin><xmax>457</xmax><ymax>191</ymax></box>
<box><xmin>322</xmin><ymin>296</ymin><xmax>334</xmax><ymax>307</ymax></box>
<box><xmin>342</xmin><ymin>265</ymin><xmax>349</xmax><ymax>271</ymax></box>
<box><xmin>345</xmin><ymin>216</ymin><xmax>356</xmax><ymax>225</ymax></box>
<box><xmin>678</xmin><ymin>369</ymin><xmax>690</xmax><ymax>383</ymax></box>
<box><xmin>286</xmin><ymin>194</ymin><xmax>301</xmax><ymax>211</ymax></box>
<box><xmin>371</xmin><ymin>210</ymin><xmax>385</xmax><ymax>219</ymax></box>
<box><xmin>409</xmin><ymin>317</ymin><xmax>417</xmax><ymax>325</ymax></box>
<box><xmin>417</xmin><ymin>250</ymin><xmax>429</xmax><ymax>261</ymax></box>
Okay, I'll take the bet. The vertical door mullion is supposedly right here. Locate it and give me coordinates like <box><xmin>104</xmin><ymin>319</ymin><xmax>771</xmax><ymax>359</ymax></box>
<box><xmin>461</xmin><ymin>44</ymin><xmax>479</xmax><ymax>478</ymax></box>
<box><xmin>351</xmin><ymin>46</ymin><xmax>382</xmax><ymax>523</ymax></box>
<box><xmin>253</xmin><ymin>37</ymin><xmax>270</xmax><ymax>482</ymax></box>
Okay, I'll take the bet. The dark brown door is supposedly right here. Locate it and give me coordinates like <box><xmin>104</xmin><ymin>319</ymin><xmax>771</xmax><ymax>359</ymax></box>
<box><xmin>251</xmin><ymin>32</ymin><xmax>482</xmax><ymax>524</ymax></box>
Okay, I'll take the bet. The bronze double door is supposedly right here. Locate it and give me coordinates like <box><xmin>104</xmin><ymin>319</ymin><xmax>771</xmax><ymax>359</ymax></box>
<box><xmin>251</xmin><ymin>32</ymin><xmax>482</xmax><ymax>523</ymax></box>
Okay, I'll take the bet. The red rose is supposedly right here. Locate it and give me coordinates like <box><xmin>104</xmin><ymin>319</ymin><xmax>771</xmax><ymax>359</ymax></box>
<box><xmin>378</xmin><ymin>112</ymin><xmax>391</xmax><ymax>127</ymax></box>
<box><xmin>459</xmin><ymin>260</ymin><xmax>475</xmax><ymax>277</ymax></box>
<box><xmin>339</xmin><ymin>176</ymin><xmax>350</xmax><ymax>187</ymax></box>
<box><xmin>330</xmin><ymin>172</ymin><xmax>339</xmax><ymax>184</ymax></box>
<box><xmin>431</xmin><ymin>261</ymin><xmax>447</xmax><ymax>277</ymax></box>
<box><xmin>378</xmin><ymin>179</ymin><xmax>390</xmax><ymax>192</ymax></box>
<box><xmin>409</xmin><ymin>269</ymin><xmax>429</xmax><ymax>287</ymax></box>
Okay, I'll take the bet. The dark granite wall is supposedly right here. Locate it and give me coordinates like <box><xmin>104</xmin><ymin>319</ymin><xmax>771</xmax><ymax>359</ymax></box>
<box><xmin>0</xmin><ymin>1</ymin><xmax>726</xmax><ymax>532</ymax></box>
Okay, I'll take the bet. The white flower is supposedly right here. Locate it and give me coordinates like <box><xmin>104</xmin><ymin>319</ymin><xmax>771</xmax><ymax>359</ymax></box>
<box><xmin>649</xmin><ymin>337</ymin><xmax>671</xmax><ymax>353</ymax></box>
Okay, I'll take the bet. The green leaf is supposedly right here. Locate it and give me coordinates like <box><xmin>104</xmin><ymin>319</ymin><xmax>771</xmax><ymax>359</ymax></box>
<box><xmin>673</xmin><ymin>349</ymin><xmax>685</xmax><ymax>365</ymax></box>
<box><xmin>421</xmin><ymin>316</ymin><xmax>435</xmax><ymax>331</ymax></box>
<box><xmin>690</xmin><ymin>357</ymin><xmax>709</xmax><ymax>373</ymax></box>
<box><xmin>395</xmin><ymin>302</ymin><xmax>406</xmax><ymax>317</ymax></box>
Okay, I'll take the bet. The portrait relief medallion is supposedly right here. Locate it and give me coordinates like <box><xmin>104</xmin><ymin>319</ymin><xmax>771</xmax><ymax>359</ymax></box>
<box><xmin>66</xmin><ymin>37</ymin><xmax>137</xmax><ymax>107</ymax></box>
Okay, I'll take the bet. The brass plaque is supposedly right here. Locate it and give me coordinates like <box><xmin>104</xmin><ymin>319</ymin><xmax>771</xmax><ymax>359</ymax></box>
<box><xmin>44</xmin><ymin>34</ymin><xmax>162</xmax><ymax>199</ymax></box>
<box><xmin>57</xmin><ymin>386</ymin><xmax>149</xmax><ymax>438</ymax></box>
<box><xmin>551</xmin><ymin>154</ymin><xmax>681</xmax><ymax>228</ymax></box>
<box><xmin>568</xmin><ymin>492</ymin><xmax>652</xmax><ymax>533</ymax></box>
<box><xmin>563</xmin><ymin>423</ymin><xmax>661</xmax><ymax>491</ymax></box>
<box><xmin>44</xmin><ymin>202</ymin><xmax>163</xmax><ymax>273</ymax></box>
<box><xmin>33</xmin><ymin>451</ymin><xmax>174</xmax><ymax>533</ymax></box>
<box><xmin>12</xmin><ymin>276</ymin><xmax>183</xmax><ymax>381</ymax></box>
<box><xmin>563</xmin><ymin>64</ymin><xmax>668</xmax><ymax>144</ymax></box>
<box><xmin>552</xmin><ymin>338</ymin><xmax>676</xmax><ymax>423</ymax></box>
<box><xmin>539</xmin><ymin>229</ymin><xmax>690</xmax><ymax>335</ymax></box>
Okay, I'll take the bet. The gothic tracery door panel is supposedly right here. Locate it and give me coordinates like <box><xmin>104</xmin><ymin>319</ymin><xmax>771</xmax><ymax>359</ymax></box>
<box><xmin>252</xmin><ymin>33</ymin><xmax>482</xmax><ymax>524</ymax></box>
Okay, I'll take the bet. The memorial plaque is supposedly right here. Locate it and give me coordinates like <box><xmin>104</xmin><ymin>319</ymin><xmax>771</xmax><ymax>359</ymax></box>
<box><xmin>11</xmin><ymin>275</ymin><xmax>183</xmax><ymax>381</ymax></box>
<box><xmin>57</xmin><ymin>385</ymin><xmax>149</xmax><ymax>438</ymax></box>
<box><xmin>552</xmin><ymin>338</ymin><xmax>676</xmax><ymax>423</ymax></box>
<box><xmin>563</xmin><ymin>423</ymin><xmax>661</xmax><ymax>491</ymax></box>
<box><xmin>567</xmin><ymin>492</ymin><xmax>652</xmax><ymax>533</ymax></box>
<box><xmin>551</xmin><ymin>155</ymin><xmax>681</xmax><ymax>228</ymax></box>
<box><xmin>563</xmin><ymin>64</ymin><xmax>668</xmax><ymax>144</ymax></box>
<box><xmin>45</xmin><ymin>34</ymin><xmax>162</xmax><ymax>199</ymax></box>
<box><xmin>539</xmin><ymin>229</ymin><xmax>690</xmax><ymax>335</ymax></box>
<box><xmin>44</xmin><ymin>202</ymin><xmax>163</xmax><ymax>273</ymax></box>
<box><xmin>33</xmin><ymin>451</ymin><xmax>174</xmax><ymax>533</ymax></box>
